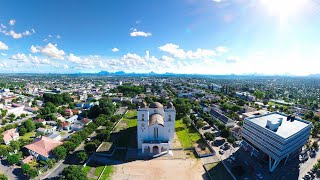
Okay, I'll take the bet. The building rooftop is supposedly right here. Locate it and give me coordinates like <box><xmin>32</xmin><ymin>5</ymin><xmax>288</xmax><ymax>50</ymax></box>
<box><xmin>247</xmin><ymin>112</ymin><xmax>311</xmax><ymax>139</ymax></box>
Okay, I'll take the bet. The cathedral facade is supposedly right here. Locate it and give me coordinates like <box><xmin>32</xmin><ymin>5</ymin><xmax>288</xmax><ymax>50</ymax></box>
<box><xmin>137</xmin><ymin>102</ymin><xmax>176</xmax><ymax>154</ymax></box>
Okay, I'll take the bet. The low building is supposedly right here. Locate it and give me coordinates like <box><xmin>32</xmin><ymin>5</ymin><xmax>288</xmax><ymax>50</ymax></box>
<box><xmin>2</xmin><ymin>128</ymin><xmax>19</xmax><ymax>145</ymax></box>
<box><xmin>46</xmin><ymin>132</ymin><xmax>61</xmax><ymax>141</ymax></box>
<box><xmin>24</xmin><ymin>136</ymin><xmax>63</xmax><ymax>160</ymax></box>
<box><xmin>242</xmin><ymin>112</ymin><xmax>312</xmax><ymax>172</ymax></box>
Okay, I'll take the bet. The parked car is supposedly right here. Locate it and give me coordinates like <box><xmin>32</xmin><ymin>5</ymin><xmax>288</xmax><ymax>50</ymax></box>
<box><xmin>219</xmin><ymin>149</ymin><xmax>224</xmax><ymax>154</ymax></box>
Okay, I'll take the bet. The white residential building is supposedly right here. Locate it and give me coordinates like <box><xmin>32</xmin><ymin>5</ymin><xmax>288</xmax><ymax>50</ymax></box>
<box><xmin>242</xmin><ymin>112</ymin><xmax>312</xmax><ymax>172</ymax></box>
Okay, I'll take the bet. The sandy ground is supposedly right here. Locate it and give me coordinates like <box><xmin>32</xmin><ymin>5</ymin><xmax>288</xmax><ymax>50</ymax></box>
<box><xmin>111</xmin><ymin>159</ymin><xmax>207</xmax><ymax>180</ymax></box>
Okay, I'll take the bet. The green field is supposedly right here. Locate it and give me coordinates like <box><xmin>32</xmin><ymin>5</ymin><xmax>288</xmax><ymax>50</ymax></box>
<box><xmin>100</xmin><ymin>166</ymin><xmax>114</xmax><ymax>180</ymax></box>
<box><xmin>83</xmin><ymin>166</ymin><xmax>92</xmax><ymax>175</ymax></box>
<box><xmin>175</xmin><ymin>119</ymin><xmax>202</xmax><ymax>148</ymax></box>
<box><xmin>20</xmin><ymin>132</ymin><xmax>35</xmax><ymax>140</ymax></box>
<box><xmin>94</xmin><ymin>166</ymin><xmax>105</xmax><ymax>176</ymax></box>
<box><xmin>205</xmin><ymin>162</ymin><xmax>233</xmax><ymax>180</ymax></box>
<box><xmin>122</xmin><ymin>110</ymin><xmax>137</xmax><ymax>128</ymax></box>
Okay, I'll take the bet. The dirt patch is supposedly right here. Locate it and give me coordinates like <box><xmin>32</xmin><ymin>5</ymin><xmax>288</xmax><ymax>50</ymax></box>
<box><xmin>111</xmin><ymin>159</ymin><xmax>207</xmax><ymax>180</ymax></box>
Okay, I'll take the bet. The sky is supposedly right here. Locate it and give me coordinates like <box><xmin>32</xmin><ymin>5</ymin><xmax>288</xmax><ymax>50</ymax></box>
<box><xmin>1</xmin><ymin>0</ymin><xmax>320</xmax><ymax>75</ymax></box>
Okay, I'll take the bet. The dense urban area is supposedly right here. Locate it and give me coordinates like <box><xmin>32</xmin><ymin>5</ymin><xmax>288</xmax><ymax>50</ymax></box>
<box><xmin>0</xmin><ymin>74</ymin><xmax>319</xmax><ymax>180</ymax></box>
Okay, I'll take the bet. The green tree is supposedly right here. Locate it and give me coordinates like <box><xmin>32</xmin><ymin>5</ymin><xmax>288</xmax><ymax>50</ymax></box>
<box><xmin>62</xmin><ymin>141</ymin><xmax>77</xmax><ymax>152</ymax></box>
<box><xmin>77</xmin><ymin>151</ymin><xmax>88</xmax><ymax>162</ymax></box>
<box><xmin>204</xmin><ymin>132</ymin><xmax>215</xmax><ymax>141</ymax></box>
<box><xmin>84</xmin><ymin>142</ymin><xmax>97</xmax><ymax>153</ymax></box>
<box><xmin>254</xmin><ymin>90</ymin><xmax>265</xmax><ymax>100</ymax></box>
<box><xmin>182</xmin><ymin>116</ymin><xmax>191</xmax><ymax>126</ymax></box>
<box><xmin>220</xmin><ymin>128</ymin><xmax>231</xmax><ymax>138</ymax></box>
<box><xmin>7</xmin><ymin>154</ymin><xmax>20</xmax><ymax>165</ymax></box>
<box><xmin>196</xmin><ymin>120</ymin><xmax>205</xmax><ymax>129</ymax></box>
<box><xmin>19</xmin><ymin>127</ymin><xmax>27</xmax><ymax>136</ymax></box>
<box><xmin>60</xmin><ymin>165</ymin><xmax>88</xmax><ymax>180</ymax></box>
<box><xmin>21</xmin><ymin>119</ymin><xmax>36</xmax><ymax>132</ymax></box>
<box><xmin>9</xmin><ymin>140</ymin><xmax>20</xmax><ymax>151</ymax></box>
<box><xmin>52</xmin><ymin>146</ymin><xmax>67</xmax><ymax>160</ymax></box>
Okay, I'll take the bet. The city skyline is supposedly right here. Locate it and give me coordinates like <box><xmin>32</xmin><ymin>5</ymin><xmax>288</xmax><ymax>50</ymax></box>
<box><xmin>1</xmin><ymin>0</ymin><xmax>320</xmax><ymax>75</ymax></box>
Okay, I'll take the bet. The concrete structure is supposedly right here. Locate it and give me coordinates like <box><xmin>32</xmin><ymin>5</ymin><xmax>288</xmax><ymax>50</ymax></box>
<box><xmin>137</xmin><ymin>102</ymin><xmax>176</xmax><ymax>155</ymax></box>
<box><xmin>242</xmin><ymin>112</ymin><xmax>312</xmax><ymax>172</ymax></box>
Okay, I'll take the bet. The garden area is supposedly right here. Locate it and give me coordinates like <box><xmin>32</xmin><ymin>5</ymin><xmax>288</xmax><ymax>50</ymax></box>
<box><xmin>83</xmin><ymin>164</ymin><xmax>114</xmax><ymax>180</ymax></box>
<box><xmin>204</xmin><ymin>162</ymin><xmax>233</xmax><ymax>180</ymax></box>
<box><xmin>175</xmin><ymin>119</ymin><xmax>212</xmax><ymax>157</ymax></box>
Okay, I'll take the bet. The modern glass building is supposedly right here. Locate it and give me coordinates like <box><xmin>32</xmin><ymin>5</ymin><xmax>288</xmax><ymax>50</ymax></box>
<box><xmin>242</xmin><ymin>112</ymin><xmax>312</xmax><ymax>172</ymax></box>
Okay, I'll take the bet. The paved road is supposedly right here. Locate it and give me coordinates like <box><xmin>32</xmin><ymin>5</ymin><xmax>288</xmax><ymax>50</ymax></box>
<box><xmin>0</xmin><ymin>159</ymin><xmax>28</xmax><ymax>180</ymax></box>
<box><xmin>115</xmin><ymin>107</ymin><xmax>127</xmax><ymax>115</ymax></box>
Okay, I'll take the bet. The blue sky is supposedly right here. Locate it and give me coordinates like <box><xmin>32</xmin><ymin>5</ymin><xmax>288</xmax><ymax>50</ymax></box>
<box><xmin>0</xmin><ymin>0</ymin><xmax>320</xmax><ymax>75</ymax></box>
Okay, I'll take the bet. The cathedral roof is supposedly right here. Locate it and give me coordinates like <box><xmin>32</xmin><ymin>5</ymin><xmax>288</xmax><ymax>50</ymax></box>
<box><xmin>149</xmin><ymin>113</ymin><xmax>164</xmax><ymax>126</ymax></box>
<box><xmin>149</xmin><ymin>102</ymin><xmax>163</xmax><ymax>109</ymax></box>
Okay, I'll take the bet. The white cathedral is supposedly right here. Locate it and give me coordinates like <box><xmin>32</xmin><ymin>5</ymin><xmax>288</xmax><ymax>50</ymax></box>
<box><xmin>137</xmin><ymin>102</ymin><xmax>176</xmax><ymax>155</ymax></box>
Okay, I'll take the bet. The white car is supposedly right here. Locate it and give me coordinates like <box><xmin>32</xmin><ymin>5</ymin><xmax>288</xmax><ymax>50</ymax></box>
<box><xmin>219</xmin><ymin>149</ymin><xmax>224</xmax><ymax>154</ymax></box>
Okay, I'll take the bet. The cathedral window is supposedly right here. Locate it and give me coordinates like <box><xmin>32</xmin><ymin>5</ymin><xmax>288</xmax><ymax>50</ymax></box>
<box><xmin>168</xmin><ymin>114</ymin><xmax>171</xmax><ymax>121</ymax></box>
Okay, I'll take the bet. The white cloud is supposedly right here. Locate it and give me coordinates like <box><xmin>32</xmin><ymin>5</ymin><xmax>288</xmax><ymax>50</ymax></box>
<box><xmin>57</xmin><ymin>35</ymin><xmax>61</xmax><ymax>39</ymax></box>
<box><xmin>226</xmin><ymin>56</ymin><xmax>240</xmax><ymax>63</ymax></box>
<box><xmin>1</xmin><ymin>53</ymin><xmax>7</xmax><ymax>56</ymax></box>
<box><xmin>216</xmin><ymin>46</ymin><xmax>228</xmax><ymax>53</ymax></box>
<box><xmin>212</xmin><ymin>0</ymin><xmax>224</xmax><ymax>2</ymax></box>
<box><xmin>67</xmin><ymin>53</ymin><xmax>81</xmax><ymax>63</ymax></box>
<box><xmin>0</xmin><ymin>41</ymin><xmax>9</xmax><ymax>50</ymax></box>
<box><xmin>0</xmin><ymin>24</ymin><xmax>7</xmax><ymax>29</ymax></box>
<box><xmin>8</xmin><ymin>30</ymin><xmax>22</xmax><ymax>39</ymax></box>
<box><xmin>130</xmin><ymin>29</ymin><xmax>152</xmax><ymax>37</ymax></box>
<box><xmin>0</xmin><ymin>62</ymin><xmax>7</xmax><ymax>67</ymax></box>
<box><xmin>159</xmin><ymin>43</ymin><xmax>216</xmax><ymax>59</ymax></box>
<box><xmin>111</xmin><ymin>48</ymin><xmax>119</xmax><ymax>52</ymax></box>
<box><xmin>9</xmin><ymin>19</ymin><xmax>16</xmax><ymax>26</ymax></box>
<box><xmin>11</xmin><ymin>53</ymin><xmax>28</xmax><ymax>62</ymax></box>
<box><xmin>39</xmin><ymin>43</ymin><xmax>65</xmax><ymax>59</ymax></box>
<box><xmin>63</xmin><ymin>64</ymin><xmax>69</xmax><ymax>69</ymax></box>
<box><xmin>30</xmin><ymin>45</ymin><xmax>40</xmax><ymax>53</ymax></box>
<box><xmin>159</xmin><ymin>55</ymin><xmax>174</xmax><ymax>62</ymax></box>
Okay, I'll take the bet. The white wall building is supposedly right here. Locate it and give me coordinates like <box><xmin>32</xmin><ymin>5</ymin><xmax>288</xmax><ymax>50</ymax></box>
<box><xmin>242</xmin><ymin>112</ymin><xmax>312</xmax><ymax>172</ymax></box>
<box><xmin>137</xmin><ymin>102</ymin><xmax>176</xmax><ymax>155</ymax></box>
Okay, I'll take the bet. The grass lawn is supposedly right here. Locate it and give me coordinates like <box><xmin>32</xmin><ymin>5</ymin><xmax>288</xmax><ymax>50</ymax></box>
<box><xmin>20</xmin><ymin>132</ymin><xmax>35</xmax><ymax>140</ymax></box>
<box><xmin>94</xmin><ymin>166</ymin><xmax>105</xmax><ymax>176</ymax></box>
<box><xmin>122</xmin><ymin>110</ymin><xmax>137</xmax><ymax>128</ymax></box>
<box><xmin>204</xmin><ymin>162</ymin><xmax>233</xmax><ymax>180</ymax></box>
<box><xmin>83</xmin><ymin>166</ymin><xmax>92</xmax><ymax>175</ymax></box>
<box><xmin>100</xmin><ymin>166</ymin><xmax>114</xmax><ymax>180</ymax></box>
<box><xmin>60</xmin><ymin>131</ymin><xmax>66</xmax><ymax>135</ymax></box>
<box><xmin>175</xmin><ymin>119</ymin><xmax>202</xmax><ymax>148</ymax></box>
